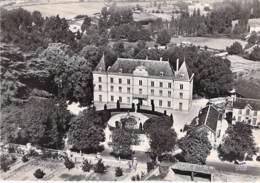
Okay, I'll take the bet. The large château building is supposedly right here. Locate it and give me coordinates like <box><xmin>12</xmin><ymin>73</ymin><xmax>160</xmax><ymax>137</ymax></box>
<box><xmin>93</xmin><ymin>56</ymin><xmax>194</xmax><ymax>112</ymax></box>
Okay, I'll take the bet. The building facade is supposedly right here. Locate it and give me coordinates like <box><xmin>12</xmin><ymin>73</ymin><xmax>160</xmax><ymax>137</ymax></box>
<box><xmin>93</xmin><ymin>56</ymin><xmax>194</xmax><ymax>112</ymax></box>
<box><xmin>232</xmin><ymin>98</ymin><xmax>260</xmax><ymax>127</ymax></box>
<box><xmin>197</xmin><ymin>105</ymin><xmax>229</xmax><ymax>147</ymax></box>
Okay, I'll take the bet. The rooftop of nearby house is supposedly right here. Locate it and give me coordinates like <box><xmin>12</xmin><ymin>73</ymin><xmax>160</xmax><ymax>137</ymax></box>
<box><xmin>94</xmin><ymin>56</ymin><xmax>193</xmax><ymax>80</ymax></box>
<box><xmin>233</xmin><ymin>98</ymin><xmax>260</xmax><ymax>111</ymax></box>
<box><xmin>198</xmin><ymin>105</ymin><xmax>222</xmax><ymax>133</ymax></box>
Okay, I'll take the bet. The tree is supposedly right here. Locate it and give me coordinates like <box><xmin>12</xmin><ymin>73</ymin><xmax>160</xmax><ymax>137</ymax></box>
<box><xmin>248</xmin><ymin>32</ymin><xmax>258</xmax><ymax>45</ymax></box>
<box><xmin>1</xmin><ymin>97</ymin><xmax>71</xmax><ymax>148</ymax></box>
<box><xmin>82</xmin><ymin>159</ymin><xmax>92</xmax><ymax>172</ymax></box>
<box><xmin>157</xmin><ymin>29</ymin><xmax>171</xmax><ymax>45</ymax></box>
<box><xmin>143</xmin><ymin>116</ymin><xmax>173</xmax><ymax>134</ymax></box>
<box><xmin>81</xmin><ymin>16</ymin><xmax>91</xmax><ymax>33</ymax></box>
<box><xmin>80</xmin><ymin>45</ymin><xmax>102</xmax><ymax>69</ymax></box>
<box><xmin>33</xmin><ymin>169</ymin><xmax>46</xmax><ymax>179</ymax></box>
<box><xmin>218</xmin><ymin>122</ymin><xmax>258</xmax><ymax>162</ymax></box>
<box><xmin>0</xmin><ymin>154</ymin><xmax>12</xmax><ymax>172</ymax></box>
<box><xmin>94</xmin><ymin>159</ymin><xmax>106</xmax><ymax>173</ymax></box>
<box><xmin>111</xmin><ymin>129</ymin><xmax>137</xmax><ymax>158</ymax></box>
<box><xmin>115</xmin><ymin>167</ymin><xmax>123</xmax><ymax>177</ymax></box>
<box><xmin>32</xmin><ymin>11</ymin><xmax>44</xmax><ymax>27</ymax></box>
<box><xmin>37</xmin><ymin>43</ymin><xmax>93</xmax><ymax>106</ymax></box>
<box><xmin>64</xmin><ymin>157</ymin><xmax>75</xmax><ymax>170</ymax></box>
<box><xmin>249</xmin><ymin>46</ymin><xmax>260</xmax><ymax>61</ymax></box>
<box><xmin>135</xmin><ymin>48</ymin><xmax>161</xmax><ymax>60</ymax></box>
<box><xmin>149</xmin><ymin>128</ymin><xmax>177</xmax><ymax>158</ymax></box>
<box><xmin>68</xmin><ymin>108</ymin><xmax>105</xmax><ymax>153</ymax></box>
<box><xmin>22</xmin><ymin>155</ymin><xmax>29</xmax><ymax>163</ymax></box>
<box><xmin>226</xmin><ymin>42</ymin><xmax>243</xmax><ymax>55</ymax></box>
<box><xmin>178</xmin><ymin>129</ymin><xmax>212</xmax><ymax>165</ymax></box>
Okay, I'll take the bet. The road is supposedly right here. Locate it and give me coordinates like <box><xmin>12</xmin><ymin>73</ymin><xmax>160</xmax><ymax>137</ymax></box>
<box><xmin>102</xmin><ymin>149</ymin><xmax>260</xmax><ymax>177</ymax></box>
<box><xmin>207</xmin><ymin>161</ymin><xmax>260</xmax><ymax>176</ymax></box>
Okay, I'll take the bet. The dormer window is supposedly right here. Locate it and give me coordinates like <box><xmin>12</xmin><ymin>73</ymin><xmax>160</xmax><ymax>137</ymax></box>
<box><xmin>98</xmin><ymin>67</ymin><xmax>102</xmax><ymax>71</ymax></box>
<box><xmin>160</xmin><ymin>72</ymin><xmax>164</xmax><ymax>77</ymax></box>
<box><xmin>119</xmin><ymin>68</ymin><xmax>123</xmax><ymax>73</ymax></box>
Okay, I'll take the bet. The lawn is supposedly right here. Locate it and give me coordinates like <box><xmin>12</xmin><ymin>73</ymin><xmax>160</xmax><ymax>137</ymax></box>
<box><xmin>16</xmin><ymin>1</ymin><xmax>149</xmax><ymax>19</ymax></box>
<box><xmin>1</xmin><ymin>157</ymin><xmax>131</xmax><ymax>181</ymax></box>
<box><xmin>170</xmin><ymin>36</ymin><xmax>247</xmax><ymax>50</ymax></box>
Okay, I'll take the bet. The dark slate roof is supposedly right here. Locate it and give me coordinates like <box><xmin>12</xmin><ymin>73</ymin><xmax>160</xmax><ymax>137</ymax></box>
<box><xmin>108</xmin><ymin>58</ymin><xmax>174</xmax><ymax>77</ymax></box>
<box><xmin>198</xmin><ymin>105</ymin><xmax>221</xmax><ymax>133</ymax></box>
<box><xmin>233</xmin><ymin>98</ymin><xmax>260</xmax><ymax>110</ymax></box>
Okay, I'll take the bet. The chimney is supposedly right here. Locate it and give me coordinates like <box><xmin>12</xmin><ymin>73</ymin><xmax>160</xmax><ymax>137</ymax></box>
<box><xmin>176</xmin><ymin>58</ymin><xmax>179</xmax><ymax>72</ymax></box>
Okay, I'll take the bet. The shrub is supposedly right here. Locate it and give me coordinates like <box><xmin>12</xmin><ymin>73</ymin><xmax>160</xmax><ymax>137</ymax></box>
<box><xmin>82</xmin><ymin>159</ymin><xmax>92</xmax><ymax>172</ymax></box>
<box><xmin>22</xmin><ymin>155</ymin><xmax>29</xmax><ymax>163</ymax></box>
<box><xmin>226</xmin><ymin>42</ymin><xmax>243</xmax><ymax>55</ymax></box>
<box><xmin>136</xmin><ymin>174</ymin><xmax>140</xmax><ymax>181</ymax></box>
<box><xmin>117</xmin><ymin>100</ymin><xmax>120</xmax><ymax>109</ymax></box>
<box><xmin>28</xmin><ymin>149</ymin><xmax>39</xmax><ymax>157</ymax></box>
<box><xmin>7</xmin><ymin>145</ymin><xmax>16</xmax><ymax>153</ymax></box>
<box><xmin>10</xmin><ymin>155</ymin><xmax>17</xmax><ymax>162</ymax></box>
<box><xmin>147</xmin><ymin>161</ymin><xmax>156</xmax><ymax>173</ymax></box>
<box><xmin>115</xmin><ymin>167</ymin><xmax>123</xmax><ymax>177</ymax></box>
<box><xmin>249</xmin><ymin>46</ymin><xmax>260</xmax><ymax>61</ymax></box>
<box><xmin>131</xmin><ymin>176</ymin><xmax>136</xmax><ymax>181</ymax></box>
<box><xmin>0</xmin><ymin>154</ymin><xmax>11</xmax><ymax>172</ymax></box>
<box><xmin>245</xmin><ymin>155</ymin><xmax>253</xmax><ymax>161</ymax></box>
<box><xmin>94</xmin><ymin>159</ymin><xmax>106</xmax><ymax>173</ymax></box>
<box><xmin>64</xmin><ymin>157</ymin><xmax>75</xmax><ymax>170</ymax></box>
<box><xmin>33</xmin><ymin>169</ymin><xmax>45</xmax><ymax>179</ymax></box>
<box><xmin>256</xmin><ymin>156</ymin><xmax>260</xmax><ymax>161</ymax></box>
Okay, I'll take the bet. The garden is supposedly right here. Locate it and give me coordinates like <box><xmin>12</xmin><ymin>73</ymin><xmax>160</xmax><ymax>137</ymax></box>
<box><xmin>0</xmin><ymin>152</ymin><xmax>132</xmax><ymax>181</ymax></box>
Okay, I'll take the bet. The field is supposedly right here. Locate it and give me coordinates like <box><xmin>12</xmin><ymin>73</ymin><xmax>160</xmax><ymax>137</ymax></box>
<box><xmin>16</xmin><ymin>1</ymin><xmax>149</xmax><ymax>18</ymax></box>
<box><xmin>227</xmin><ymin>55</ymin><xmax>260</xmax><ymax>74</ymax></box>
<box><xmin>171</xmin><ymin>36</ymin><xmax>247</xmax><ymax>50</ymax></box>
<box><xmin>1</xmin><ymin>157</ymin><xmax>131</xmax><ymax>181</ymax></box>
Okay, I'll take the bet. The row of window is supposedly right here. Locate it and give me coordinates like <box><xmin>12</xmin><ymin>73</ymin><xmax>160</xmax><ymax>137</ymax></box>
<box><xmin>98</xmin><ymin>95</ymin><xmax>173</xmax><ymax>107</ymax></box>
<box><xmin>98</xmin><ymin>77</ymin><xmax>184</xmax><ymax>89</ymax></box>
<box><xmin>237</xmin><ymin>116</ymin><xmax>257</xmax><ymax>125</ymax></box>
<box><xmin>238</xmin><ymin>109</ymin><xmax>257</xmax><ymax>116</ymax></box>
<box><xmin>98</xmin><ymin>85</ymin><xmax>184</xmax><ymax>98</ymax></box>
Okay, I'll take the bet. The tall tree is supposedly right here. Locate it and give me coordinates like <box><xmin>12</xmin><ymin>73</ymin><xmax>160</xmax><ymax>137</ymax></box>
<box><xmin>156</xmin><ymin>29</ymin><xmax>171</xmax><ymax>46</ymax></box>
<box><xmin>218</xmin><ymin>122</ymin><xmax>258</xmax><ymax>162</ymax></box>
<box><xmin>143</xmin><ymin>116</ymin><xmax>176</xmax><ymax>159</ymax></box>
<box><xmin>68</xmin><ymin>108</ymin><xmax>105</xmax><ymax>153</ymax></box>
<box><xmin>111</xmin><ymin>129</ymin><xmax>136</xmax><ymax>158</ymax></box>
<box><xmin>149</xmin><ymin>128</ymin><xmax>177</xmax><ymax>158</ymax></box>
<box><xmin>178</xmin><ymin>129</ymin><xmax>212</xmax><ymax>165</ymax></box>
<box><xmin>81</xmin><ymin>16</ymin><xmax>91</xmax><ymax>33</ymax></box>
<box><xmin>80</xmin><ymin>45</ymin><xmax>102</xmax><ymax>69</ymax></box>
<box><xmin>1</xmin><ymin>97</ymin><xmax>71</xmax><ymax>149</ymax></box>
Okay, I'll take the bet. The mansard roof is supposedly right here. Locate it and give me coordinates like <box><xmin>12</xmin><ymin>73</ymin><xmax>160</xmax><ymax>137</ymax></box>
<box><xmin>107</xmin><ymin>58</ymin><xmax>174</xmax><ymax>77</ymax></box>
<box><xmin>198</xmin><ymin>105</ymin><xmax>222</xmax><ymax>133</ymax></box>
<box><xmin>233</xmin><ymin>98</ymin><xmax>260</xmax><ymax>111</ymax></box>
